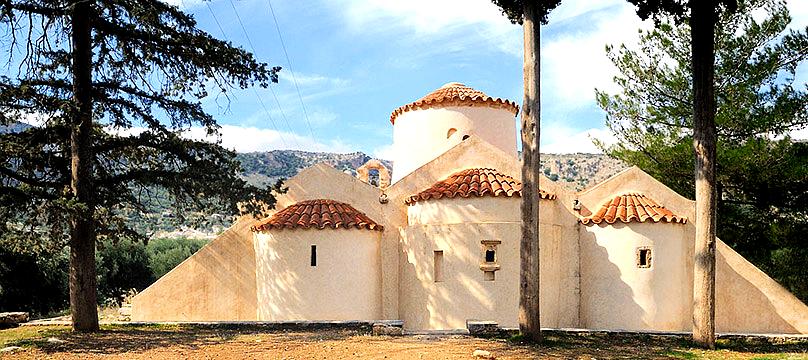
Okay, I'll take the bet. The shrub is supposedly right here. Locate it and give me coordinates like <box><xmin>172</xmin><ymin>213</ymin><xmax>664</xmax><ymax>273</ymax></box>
<box><xmin>146</xmin><ymin>237</ymin><xmax>209</xmax><ymax>279</ymax></box>
<box><xmin>0</xmin><ymin>245</ymin><xmax>69</xmax><ymax>317</ymax></box>
<box><xmin>96</xmin><ymin>239</ymin><xmax>154</xmax><ymax>305</ymax></box>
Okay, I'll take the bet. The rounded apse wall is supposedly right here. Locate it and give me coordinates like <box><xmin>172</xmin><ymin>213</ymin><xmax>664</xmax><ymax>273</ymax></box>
<box><xmin>579</xmin><ymin>222</ymin><xmax>690</xmax><ymax>331</ymax></box>
<box><xmin>253</xmin><ymin>229</ymin><xmax>382</xmax><ymax>321</ymax></box>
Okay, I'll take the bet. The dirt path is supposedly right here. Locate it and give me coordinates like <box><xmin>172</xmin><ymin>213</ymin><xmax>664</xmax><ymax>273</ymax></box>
<box><xmin>2</xmin><ymin>326</ymin><xmax>807</xmax><ymax>359</ymax></box>
<box><xmin>4</xmin><ymin>330</ymin><xmax>537</xmax><ymax>359</ymax></box>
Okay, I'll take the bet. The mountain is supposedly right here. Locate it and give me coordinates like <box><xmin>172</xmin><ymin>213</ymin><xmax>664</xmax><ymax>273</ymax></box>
<box><xmin>0</xmin><ymin>121</ymin><xmax>32</xmax><ymax>134</ymax></box>
<box><xmin>539</xmin><ymin>153</ymin><xmax>628</xmax><ymax>191</ymax></box>
<box><xmin>236</xmin><ymin>150</ymin><xmax>393</xmax><ymax>186</ymax></box>
<box><xmin>238</xmin><ymin>150</ymin><xmax>627</xmax><ymax>192</ymax></box>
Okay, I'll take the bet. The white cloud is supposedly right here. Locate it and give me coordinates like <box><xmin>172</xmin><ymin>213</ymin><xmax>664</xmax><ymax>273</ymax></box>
<box><xmin>160</xmin><ymin>0</ymin><xmax>205</xmax><ymax>9</ymax></box>
<box><xmin>541</xmin><ymin>124</ymin><xmax>617</xmax><ymax>154</ymax></box>
<box><xmin>541</xmin><ymin>3</ymin><xmax>649</xmax><ymax>110</ymax></box>
<box><xmin>372</xmin><ymin>144</ymin><xmax>395</xmax><ymax>161</ymax></box>
<box><xmin>280</xmin><ymin>72</ymin><xmax>350</xmax><ymax>88</ymax></box>
<box><xmin>335</xmin><ymin>0</ymin><xmax>510</xmax><ymax>35</ymax></box>
<box><xmin>189</xmin><ymin>125</ymin><xmax>354</xmax><ymax>152</ymax></box>
<box><xmin>331</xmin><ymin>0</ymin><xmax>522</xmax><ymax>57</ymax></box>
<box><xmin>15</xmin><ymin>112</ymin><xmax>50</xmax><ymax>127</ymax></box>
<box><xmin>108</xmin><ymin>124</ymin><xmax>354</xmax><ymax>153</ymax></box>
<box><xmin>790</xmin><ymin>127</ymin><xmax>808</xmax><ymax>140</ymax></box>
<box><xmin>787</xmin><ymin>0</ymin><xmax>808</xmax><ymax>31</ymax></box>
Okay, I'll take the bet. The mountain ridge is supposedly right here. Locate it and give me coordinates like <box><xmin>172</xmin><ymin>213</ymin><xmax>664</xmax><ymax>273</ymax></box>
<box><xmin>237</xmin><ymin>150</ymin><xmax>628</xmax><ymax>192</ymax></box>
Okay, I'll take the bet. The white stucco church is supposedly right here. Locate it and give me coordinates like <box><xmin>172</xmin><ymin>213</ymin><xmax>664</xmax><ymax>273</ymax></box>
<box><xmin>131</xmin><ymin>82</ymin><xmax>808</xmax><ymax>334</ymax></box>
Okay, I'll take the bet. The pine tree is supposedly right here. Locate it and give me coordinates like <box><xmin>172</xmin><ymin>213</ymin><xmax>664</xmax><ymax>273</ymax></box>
<box><xmin>599</xmin><ymin>0</ymin><xmax>808</xmax><ymax>313</ymax></box>
<box><xmin>0</xmin><ymin>0</ymin><xmax>281</xmax><ymax>331</ymax></box>
<box><xmin>613</xmin><ymin>0</ymin><xmax>808</xmax><ymax>349</ymax></box>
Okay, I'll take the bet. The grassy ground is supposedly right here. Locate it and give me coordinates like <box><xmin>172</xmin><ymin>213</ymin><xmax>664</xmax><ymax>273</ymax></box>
<box><xmin>0</xmin><ymin>325</ymin><xmax>806</xmax><ymax>359</ymax></box>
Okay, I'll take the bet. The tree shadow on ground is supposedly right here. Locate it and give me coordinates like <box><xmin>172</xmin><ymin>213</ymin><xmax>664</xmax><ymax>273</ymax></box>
<box><xmin>16</xmin><ymin>325</ymin><xmax>361</xmax><ymax>355</ymax></box>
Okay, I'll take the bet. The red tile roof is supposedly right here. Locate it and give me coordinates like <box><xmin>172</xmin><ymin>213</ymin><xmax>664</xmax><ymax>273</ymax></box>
<box><xmin>251</xmin><ymin>199</ymin><xmax>383</xmax><ymax>232</ymax></box>
<box><xmin>390</xmin><ymin>82</ymin><xmax>519</xmax><ymax>124</ymax></box>
<box><xmin>580</xmin><ymin>193</ymin><xmax>687</xmax><ymax>225</ymax></box>
<box><xmin>405</xmin><ymin>168</ymin><xmax>556</xmax><ymax>205</ymax></box>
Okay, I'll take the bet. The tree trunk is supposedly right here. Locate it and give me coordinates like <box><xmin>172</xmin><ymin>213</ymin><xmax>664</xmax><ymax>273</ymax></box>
<box><xmin>69</xmin><ymin>0</ymin><xmax>99</xmax><ymax>332</ymax></box>
<box><xmin>690</xmin><ymin>0</ymin><xmax>717</xmax><ymax>349</ymax></box>
<box><xmin>519</xmin><ymin>0</ymin><xmax>541</xmax><ymax>343</ymax></box>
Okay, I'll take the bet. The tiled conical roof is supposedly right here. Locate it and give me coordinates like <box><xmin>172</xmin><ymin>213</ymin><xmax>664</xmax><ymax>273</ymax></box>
<box><xmin>390</xmin><ymin>82</ymin><xmax>519</xmax><ymax>124</ymax></box>
<box><xmin>580</xmin><ymin>193</ymin><xmax>687</xmax><ymax>225</ymax></box>
<box><xmin>405</xmin><ymin>168</ymin><xmax>555</xmax><ymax>205</ymax></box>
<box><xmin>251</xmin><ymin>199</ymin><xmax>383</xmax><ymax>232</ymax></box>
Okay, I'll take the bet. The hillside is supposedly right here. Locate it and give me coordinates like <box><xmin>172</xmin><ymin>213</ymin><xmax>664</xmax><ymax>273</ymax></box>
<box><xmin>236</xmin><ymin>150</ymin><xmax>393</xmax><ymax>186</ymax></box>
<box><xmin>540</xmin><ymin>153</ymin><xmax>628</xmax><ymax>191</ymax></box>
<box><xmin>238</xmin><ymin>150</ymin><xmax>627</xmax><ymax>192</ymax></box>
<box><xmin>0</xmin><ymin>121</ymin><xmax>32</xmax><ymax>134</ymax></box>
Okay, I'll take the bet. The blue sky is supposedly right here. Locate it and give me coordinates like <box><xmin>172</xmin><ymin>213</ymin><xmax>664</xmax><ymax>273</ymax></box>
<box><xmin>168</xmin><ymin>0</ymin><xmax>807</xmax><ymax>156</ymax></box>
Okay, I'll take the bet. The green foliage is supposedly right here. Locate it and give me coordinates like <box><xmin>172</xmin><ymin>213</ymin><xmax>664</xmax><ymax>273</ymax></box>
<box><xmin>491</xmin><ymin>0</ymin><xmax>562</xmax><ymax>25</ymax></box>
<box><xmin>0</xmin><ymin>0</ymin><xmax>283</xmax><ymax>250</ymax></box>
<box><xmin>597</xmin><ymin>0</ymin><xmax>808</xmax><ymax>301</ymax></box>
<box><xmin>96</xmin><ymin>239</ymin><xmax>154</xmax><ymax>304</ymax></box>
<box><xmin>146</xmin><ymin>237</ymin><xmax>208</xmax><ymax>279</ymax></box>
<box><xmin>0</xmin><ymin>237</ymin><xmax>209</xmax><ymax>313</ymax></box>
<box><xmin>625</xmin><ymin>0</ymin><xmax>737</xmax><ymax>23</ymax></box>
<box><xmin>0</xmin><ymin>245</ymin><xmax>69</xmax><ymax>317</ymax></box>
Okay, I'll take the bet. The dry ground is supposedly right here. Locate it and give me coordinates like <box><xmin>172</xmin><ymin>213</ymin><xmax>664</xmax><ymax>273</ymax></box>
<box><xmin>1</xmin><ymin>325</ymin><xmax>807</xmax><ymax>359</ymax></box>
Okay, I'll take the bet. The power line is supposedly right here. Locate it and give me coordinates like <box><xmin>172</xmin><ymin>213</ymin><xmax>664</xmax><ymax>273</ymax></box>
<box><xmin>219</xmin><ymin>0</ymin><xmax>306</xmax><ymax>149</ymax></box>
<box><xmin>265</xmin><ymin>0</ymin><xmax>316</xmax><ymax>140</ymax></box>
<box><xmin>205</xmin><ymin>1</ymin><xmax>290</xmax><ymax>150</ymax></box>
<box><xmin>225</xmin><ymin>0</ymin><xmax>304</xmax><ymax>149</ymax></box>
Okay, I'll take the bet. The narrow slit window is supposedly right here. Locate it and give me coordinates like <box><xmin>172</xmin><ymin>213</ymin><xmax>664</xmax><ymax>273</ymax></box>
<box><xmin>434</xmin><ymin>250</ymin><xmax>444</xmax><ymax>282</ymax></box>
<box><xmin>485</xmin><ymin>249</ymin><xmax>496</xmax><ymax>263</ymax></box>
<box><xmin>310</xmin><ymin>245</ymin><xmax>317</xmax><ymax>267</ymax></box>
<box><xmin>637</xmin><ymin>248</ymin><xmax>651</xmax><ymax>268</ymax></box>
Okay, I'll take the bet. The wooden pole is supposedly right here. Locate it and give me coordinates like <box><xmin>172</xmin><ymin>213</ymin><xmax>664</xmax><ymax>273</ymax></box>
<box><xmin>690</xmin><ymin>0</ymin><xmax>717</xmax><ymax>349</ymax></box>
<box><xmin>519</xmin><ymin>0</ymin><xmax>541</xmax><ymax>343</ymax></box>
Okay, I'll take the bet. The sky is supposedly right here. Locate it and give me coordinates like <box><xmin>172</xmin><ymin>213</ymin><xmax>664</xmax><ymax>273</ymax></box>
<box><xmin>165</xmin><ymin>0</ymin><xmax>808</xmax><ymax>157</ymax></box>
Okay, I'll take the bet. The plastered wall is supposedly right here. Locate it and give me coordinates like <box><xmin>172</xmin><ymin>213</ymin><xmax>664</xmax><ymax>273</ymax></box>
<box><xmin>399</xmin><ymin>194</ymin><xmax>579</xmax><ymax>331</ymax></box>
<box><xmin>577</xmin><ymin>167</ymin><xmax>808</xmax><ymax>334</ymax></box>
<box><xmin>131</xmin><ymin>140</ymin><xmax>807</xmax><ymax>334</ymax></box>
<box><xmin>131</xmin><ymin>217</ymin><xmax>259</xmax><ymax>321</ymax></box>
<box><xmin>254</xmin><ymin>229</ymin><xmax>382</xmax><ymax>321</ymax></box>
<box><xmin>579</xmin><ymin>222</ymin><xmax>691</xmax><ymax>331</ymax></box>
<box><xmin>391</xmin><ymin>106</ymin><xmax>517</xmax><ymax>182</ymax></box>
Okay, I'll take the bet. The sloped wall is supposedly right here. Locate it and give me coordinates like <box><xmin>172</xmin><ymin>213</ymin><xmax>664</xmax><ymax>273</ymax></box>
<box><xmin>131</xmin><ymin>217</ymin><xmax>258</xmax><ymax>321</ymax></box>
<box><xmin>716</xmin><ymin>240</ymin><xmax>808</xmax><ymax>334</ymax></box>
<box><xmin>578</xmin><ymin>167</ymin><xmax>808</xmax><ymax>334</ymax></box>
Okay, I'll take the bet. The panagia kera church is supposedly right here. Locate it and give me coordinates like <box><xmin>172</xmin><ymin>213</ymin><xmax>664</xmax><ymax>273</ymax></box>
<box><xmin>132</xmin><ymin>82</ymin><xmax>808</xmax><ymax>334</ymax></box>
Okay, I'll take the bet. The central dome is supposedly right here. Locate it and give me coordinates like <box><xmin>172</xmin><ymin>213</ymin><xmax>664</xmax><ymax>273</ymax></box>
<box><xmin>389</xmin><ymin>82</ymin><xmax>519</xmax><ymax>124</ymax></box>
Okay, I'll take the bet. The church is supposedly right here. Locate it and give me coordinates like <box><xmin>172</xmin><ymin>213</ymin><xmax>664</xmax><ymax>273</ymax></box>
<box><xmin>131</xmin><ymin>82</ymin><xmax>808</xmax><ymax>334</ymax></box>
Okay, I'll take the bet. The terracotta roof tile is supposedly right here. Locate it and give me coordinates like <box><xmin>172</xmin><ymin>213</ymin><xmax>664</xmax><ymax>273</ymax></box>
<box><xmin>390</xmin><ymin>82</ymin><xmax>519</xmax><ymax>124</ymax></box>
<box><xmin>405</xmin><ymin>168</ymin><xmax>556</xmax><ymax>205</ymax></box>
<box><xmin>580</xmin><ymin>193</ymin><xmax>687</xmax><ymax>225</ymax></box>
<box><xmin>251</xmin><ymin>199</ymin><xmax>383</xmax><ymax>232</ymax></box>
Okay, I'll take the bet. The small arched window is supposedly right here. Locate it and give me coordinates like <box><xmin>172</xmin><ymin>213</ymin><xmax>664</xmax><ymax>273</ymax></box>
<box><xmin>446</xmin><ymin>128</ymin><xmax>457</xmax><ymax>139</ymax></box>
<box><xmin>462</xmin><ymin>135</ymin><xmax>470</xmax><ymax>141</ymax></box>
